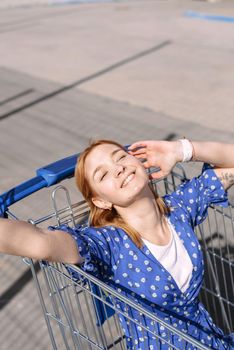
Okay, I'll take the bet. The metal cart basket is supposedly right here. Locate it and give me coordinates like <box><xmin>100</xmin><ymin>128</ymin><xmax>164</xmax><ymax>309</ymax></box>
<box><xmin>0</xmin><ymin>154</ymin><xmax>233</xmax><ymax>350</ymax></box>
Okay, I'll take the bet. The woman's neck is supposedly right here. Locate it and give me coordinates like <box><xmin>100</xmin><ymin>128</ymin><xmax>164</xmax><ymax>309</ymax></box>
<box><xmin>115</xmin><ymin>187</ymin><xmax>165</xmax><ymax>242</ymax></box>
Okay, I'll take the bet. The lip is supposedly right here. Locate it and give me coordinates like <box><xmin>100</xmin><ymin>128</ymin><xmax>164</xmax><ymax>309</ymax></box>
<box><xmin>121</xmin><ymin>171</ymin><xmax>136</xmax><ymax>188</ymax></box>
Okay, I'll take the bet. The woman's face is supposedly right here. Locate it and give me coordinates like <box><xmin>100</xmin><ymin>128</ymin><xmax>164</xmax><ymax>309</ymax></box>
<box><xmin>84</xmin><ymin>143</ymin><xmax>149</xmax><ymax>209</ymax></box>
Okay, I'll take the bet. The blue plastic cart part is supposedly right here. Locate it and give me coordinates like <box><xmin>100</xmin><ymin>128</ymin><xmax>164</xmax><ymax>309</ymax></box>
<box><xmin>36</xmin><ymin>153</ymin><xmax>79</xmax><ymax>186</ymax></box>
<box><xmin>0</xmin><ymin>154</ymin><xmax>79</xmax><ymax>213</ymax></box>
<box><xmin>0</xmin><ymin>145</ymin><xmax>131</xmax><ymax>214</ymax></box>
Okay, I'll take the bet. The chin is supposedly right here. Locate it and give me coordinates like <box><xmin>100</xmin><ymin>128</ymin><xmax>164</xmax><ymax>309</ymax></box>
<box><xmin>126</xmin><ymin>183</ymin><xmax>149</xmax><ymax>203</ymax></box>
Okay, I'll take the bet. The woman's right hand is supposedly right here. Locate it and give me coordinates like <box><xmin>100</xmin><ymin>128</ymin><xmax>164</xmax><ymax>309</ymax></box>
<box><xmin>128</xmin><ymin>140</ymin><xmax>183</xmax><ymax>179</ymax></box>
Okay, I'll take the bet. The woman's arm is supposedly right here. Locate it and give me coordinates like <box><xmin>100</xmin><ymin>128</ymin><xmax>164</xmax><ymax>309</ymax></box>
<box><xmin>191</xmin><ymin>142</ymin><xmax>234</xmax><ymax>168</ymax></box>
<box><xmin>129</xmin><ymin>140</ymin><xmax>234</xmax><ymax>189</ymax></box>
<box><xmin>212</xmin><ymin>168</ymin><xmax>234</xmax><ymax>190</ymax></box>
<box><xmin>0</xmin><ymin>218</ymin><xmax>82</xmax><ymax>264</ymax></box>
<box><xmin>192</xmin><ymin>142</ymin><xmax>234</xmax><ymax>190</ymax></box>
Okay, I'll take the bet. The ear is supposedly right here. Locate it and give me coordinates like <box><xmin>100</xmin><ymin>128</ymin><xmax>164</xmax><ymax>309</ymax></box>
<box><xmin>92</xmin><ymin>197</ymin><xmax>112</xmax><ymax>210</ymax></box>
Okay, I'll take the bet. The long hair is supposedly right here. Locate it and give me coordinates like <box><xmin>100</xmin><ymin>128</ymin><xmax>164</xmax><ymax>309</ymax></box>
<box><xmin>75</xmin><ymin>139</ymin><xmax>169</xmax><ymax>248</ymax></box>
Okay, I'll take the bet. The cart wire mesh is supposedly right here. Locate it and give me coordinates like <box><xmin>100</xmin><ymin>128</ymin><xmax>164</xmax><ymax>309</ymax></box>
<box><xmin>4</xmin><ymin>163</ymin><xmax>234</xmax><ymax>350</ymax></box>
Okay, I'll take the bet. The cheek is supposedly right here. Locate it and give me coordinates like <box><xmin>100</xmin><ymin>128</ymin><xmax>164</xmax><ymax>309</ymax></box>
<box><xmin>97</xmin><ymin>180</ymin><xmax>117</xmax><ymax>199</ymax></box>
<box><xmin>129</xmin><ymin>156</ymin><xmax>147</xmax><ymax>173</ymax></box>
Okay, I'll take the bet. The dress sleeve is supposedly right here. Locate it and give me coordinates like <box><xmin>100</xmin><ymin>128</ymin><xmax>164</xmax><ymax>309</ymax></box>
<box><xmin>166</xmin><ymin>163</ymin><xmax>229</xmax><ymax>227</ymax></box>
<box><xmin>48</xmin><ymin>224</ymin><xmax>112</xmax><ymax>280</ymax></box>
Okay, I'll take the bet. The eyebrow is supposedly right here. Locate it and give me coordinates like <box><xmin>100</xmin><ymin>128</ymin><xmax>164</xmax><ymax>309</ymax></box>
<box><xmin>93</xmin><ymin>148</ymin><xmax>123</xmax><ymax>180</ymax></box>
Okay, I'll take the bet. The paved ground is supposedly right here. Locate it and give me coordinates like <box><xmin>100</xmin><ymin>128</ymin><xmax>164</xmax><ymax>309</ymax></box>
<box><xmin>1</xmin><ymin>0</ymin><xmax>234</xmax><ymax>133</ymax></box>
<box><xmin>0</xmin><ymin>0</ymin><xmax>234</xmax><ymax>349</ymax></box>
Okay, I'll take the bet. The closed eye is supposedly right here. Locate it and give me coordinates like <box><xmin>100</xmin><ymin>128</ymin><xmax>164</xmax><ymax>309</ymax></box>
<box><xmin>100</xmin><ymin>172</ymin><xmax>107</xmax><ymax>181</ymax></box>
<box><xmin>118</xmin><ymin>154</ymin><xmax>126</xmax><ymax>161</ymax></box>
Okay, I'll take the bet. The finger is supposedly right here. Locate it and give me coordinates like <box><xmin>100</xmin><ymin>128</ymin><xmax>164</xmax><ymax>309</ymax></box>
<box><xmin>142</xmin><ymin>160</ymin><xmax>151</xmax><ymax>168</ymax></box>
<box><xmin>128</xmin><ymin>149</ymin><xmax>146</xmax><ymax>156</ymax></box>
<box><xmin>128</xmin><ymin>141</ymin><xmax>147</xmax><ymax>150</ymax></box>
<box><xmin>150</xmin><ymin>170</ymin><xmax>167</xmax><ymax>180</ymax></box>
<box><xmin>134</xmin><ymin>156</ymin><xmax>147</xmax><ymax>162</ymax></box>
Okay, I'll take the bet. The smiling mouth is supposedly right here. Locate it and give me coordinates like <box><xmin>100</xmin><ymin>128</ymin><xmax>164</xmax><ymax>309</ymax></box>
<box><xmin>121</xmin><ymin>172</ymin><xmax>135</xmax><ymax>188</ymax></box>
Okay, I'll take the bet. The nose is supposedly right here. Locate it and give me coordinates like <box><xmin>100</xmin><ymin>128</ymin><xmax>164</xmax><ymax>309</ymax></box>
<box><xmin>114</xmin><ymin>164</ymin><xmax>126</xmax><ymax>178</ymax></box>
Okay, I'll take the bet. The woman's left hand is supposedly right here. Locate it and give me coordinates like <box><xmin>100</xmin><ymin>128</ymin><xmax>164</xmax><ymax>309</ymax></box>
<box><xmin>128</xmin><ymin>140</ymin><xmax>182</xmax><ymax>179</ymax></box>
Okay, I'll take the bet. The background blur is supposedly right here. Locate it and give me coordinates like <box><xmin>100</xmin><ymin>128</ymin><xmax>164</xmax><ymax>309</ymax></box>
<box><xmin>0</xmin><ymin>0</ymin><xmax>234</xmax><ymax>349</ymax></box>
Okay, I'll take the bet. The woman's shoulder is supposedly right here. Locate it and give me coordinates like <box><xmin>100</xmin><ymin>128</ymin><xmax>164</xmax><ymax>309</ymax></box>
<box><xmin>53</xmin><ymin>223</ymin><xmax>116</xmax><ymax>232</ymax></box>
<box><xmin>82</xmin><ymin>225</ymin><xmax>120</xmax><ymax>235</ymax></box>
<box><xmin>163</xmin><ymin>163</ymin><xmax>222</xmax><ymax>202</ymax></box>
<box><xmin>60</xmin><ymin>224</ymin><xmax>123</xmax><ymax>242</ymax></box>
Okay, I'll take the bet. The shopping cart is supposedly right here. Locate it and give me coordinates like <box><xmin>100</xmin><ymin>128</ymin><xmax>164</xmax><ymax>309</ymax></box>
<box><xmin>0</xmin><ymin>154</ymin><xmax>233</xmax><ymax>350</ymax></box>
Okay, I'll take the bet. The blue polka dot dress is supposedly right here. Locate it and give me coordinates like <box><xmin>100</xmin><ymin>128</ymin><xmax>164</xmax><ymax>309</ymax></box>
<box><xmin>58</xmin><ymin>165</ymin><xmax>234</xmax><ymax>349</ymax></box>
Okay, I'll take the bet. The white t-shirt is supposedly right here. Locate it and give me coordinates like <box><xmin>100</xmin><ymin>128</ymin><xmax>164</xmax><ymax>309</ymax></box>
<box><xmin>142</xmin><ymin>219</ymin><xmax>193</xmax><ymax>293</ymax></box>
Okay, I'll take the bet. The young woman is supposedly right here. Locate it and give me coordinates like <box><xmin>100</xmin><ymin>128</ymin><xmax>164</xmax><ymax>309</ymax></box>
<box><xmin>0</xmin><ymin>139</ymin><xmax>234</xmax><ymax>350</ymax></box>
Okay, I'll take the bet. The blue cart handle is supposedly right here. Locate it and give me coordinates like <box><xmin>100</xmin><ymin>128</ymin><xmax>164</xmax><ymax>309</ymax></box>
<box><xmin>0</xmin><ymin>153</ymin><xmax>79</xmax><ymax>213</ymax></box>
<box><xmin>0</xmin><ymin>145</ymin><xmax>131</xmax><ymax>214</ymax></box>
